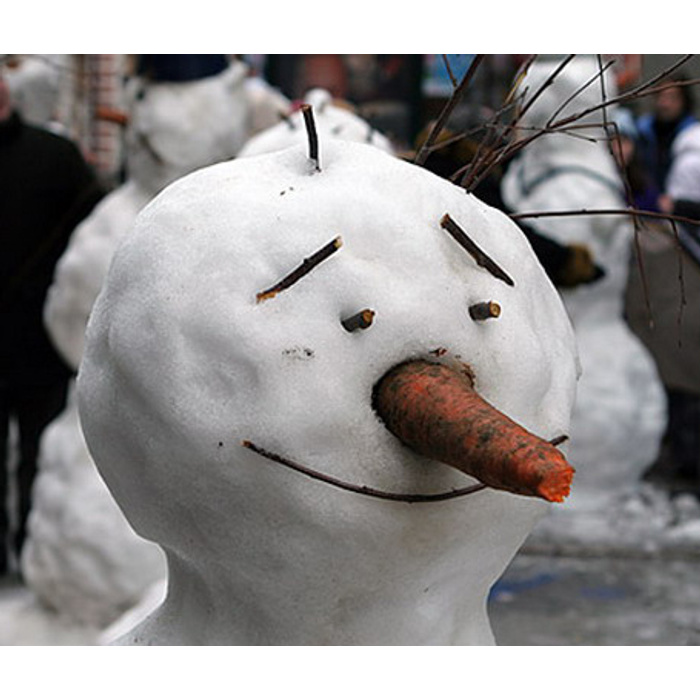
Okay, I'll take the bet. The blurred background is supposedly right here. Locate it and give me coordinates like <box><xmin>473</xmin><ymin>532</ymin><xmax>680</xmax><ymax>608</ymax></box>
<box><xmin>6</xmin><ymin>54</ymin><xmax>697</xmax><ymax>188</ymax></box>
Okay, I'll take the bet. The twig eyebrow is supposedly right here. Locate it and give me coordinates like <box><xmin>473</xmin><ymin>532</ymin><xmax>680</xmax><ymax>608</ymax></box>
<box><xmin>440</xmin><ymin>213</ymin><xmax>515</xmax><ymax>287</ymax></box>
<box><xmin>256</xmin><ymin>236</ymin><xmax>343</xmax><ymax>303</ymax></box>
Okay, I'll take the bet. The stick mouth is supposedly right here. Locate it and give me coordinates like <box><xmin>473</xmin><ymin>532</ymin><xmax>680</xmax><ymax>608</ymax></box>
<box><xmin>372</xmin><ymin>360</ymin><xmax>574</xmax><ymax>503</ymax></box>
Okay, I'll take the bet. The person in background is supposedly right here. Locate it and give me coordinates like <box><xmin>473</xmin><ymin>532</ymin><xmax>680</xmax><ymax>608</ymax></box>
<box><xmin>625</xmin><ymin>75</ymin><xmax>700</xmax><ymax>497</ymax></box>
<box><xmin>636</xmin><ymin>74</ymin><xmax>700</xmax><ymax>215</ymax></box>
<box><xmin>0</xmin><ymin>69</ymin><xmax>102</xmax><ymax>575</ymax></box>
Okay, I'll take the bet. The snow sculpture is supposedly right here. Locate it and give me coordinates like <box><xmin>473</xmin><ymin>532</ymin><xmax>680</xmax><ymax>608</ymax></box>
<box><xmin>46</xmin><ymin>59</ymin><xmax>252</xmax><ymax>368</ymax></box>
<box><xmin>3</xmin><ymin>54</ymin><xmax>64</xmax><ymax>129</ymax></box>
<box><xmin>238</xmin><ymin>88</ymin><xmax>394</xmax><ymax>157</ymax></box>
<box><xmin>23</xmin><ymin>58</ymin><xmax>255</xmax><ymax>629</ymax></box>
<box><xmin>79</xmin><ymin>129</ymin><xmax>579</xmax><ymax>645</ymax></box>
<box><xmin>501</xmin><ymin>56</ymin><xmax>666</xmax><ymax>510</ymax></box>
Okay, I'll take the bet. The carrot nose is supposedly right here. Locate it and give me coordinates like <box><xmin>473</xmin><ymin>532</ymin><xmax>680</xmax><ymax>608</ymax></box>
<box><xmin>95</xmin><ymin>105</ymin><xmax>129</xmax><ymax>126</ymax></box>
<box><xmin>372</xmin><ymin>360</ymin><xmax>574</xmax><ymax>503</ymax></box>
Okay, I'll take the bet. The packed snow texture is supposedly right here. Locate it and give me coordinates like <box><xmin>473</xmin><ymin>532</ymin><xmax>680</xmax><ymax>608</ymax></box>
<box><xmin>78</xmin><ymin>139</ymin><xmax>579</xmax><ymax>644</ymax></box>
<box><xmin>501</xmin><ymin>55</ymin><xmax>666</xmax><ymax>511</ymax></box>
<box><xmin>238</xmin><ymin>89</ymin><xmax>395</xmax><ymax>158</ymax></box>
<box><xmin>24</xmin><ymin>61</ymin><xmax>260</xmax><ymax>629</ymax></box>
<box><xmin>21</xmin><ymin>388</ymin><xmax>165</xmax><ymax>628</ymax></box>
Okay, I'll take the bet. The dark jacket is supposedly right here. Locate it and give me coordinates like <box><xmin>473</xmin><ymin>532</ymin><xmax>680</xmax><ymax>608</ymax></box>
<box><xmin>1</xmin><ymin>111</ymin><xmax>103</xmax><ymax>386</ymax></box>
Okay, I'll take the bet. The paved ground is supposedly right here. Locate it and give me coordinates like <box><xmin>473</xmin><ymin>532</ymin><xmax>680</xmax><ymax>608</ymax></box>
<box><xmin>489</xmin><ymin>551</ymin><xmax>700</xmax><ymax>645</ymax></box>
<box><xmin>3</xmin><ymin>549</ymin><xmax>699</xmax><ymax>645</ymax></box>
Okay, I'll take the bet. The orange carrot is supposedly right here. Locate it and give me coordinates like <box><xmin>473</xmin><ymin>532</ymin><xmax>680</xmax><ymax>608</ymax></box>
<box><xmin>372</xmin><ymin>360</ymin><xmax>574</xmax><ymax>502</ymax></box>
<box><xmin>95</xmin><ymin>105</ymin><xmax>129</xmax><ymax>126</ymax></box>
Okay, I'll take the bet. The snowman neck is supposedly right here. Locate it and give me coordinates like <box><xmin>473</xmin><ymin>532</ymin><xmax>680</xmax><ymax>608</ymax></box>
<box><xmin>121</xmin><ymin>548</ymin><xmax>496</xmax><ymax>645</ymax></box>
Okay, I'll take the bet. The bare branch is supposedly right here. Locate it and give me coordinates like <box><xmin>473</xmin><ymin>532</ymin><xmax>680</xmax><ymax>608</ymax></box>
<box><xmin>413</xmin><ymin>55</ymin><xmax>485</xmax><ymax>166</ymax></box>
<box><xmin>509</xmin><ymin>207</ymin><xmax>700</xmax><ymax>230</ymax></box>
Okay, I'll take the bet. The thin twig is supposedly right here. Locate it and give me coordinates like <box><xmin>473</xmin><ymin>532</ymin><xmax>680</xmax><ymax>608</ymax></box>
<box><xmin>596</xmin><ymin>55</ymin><xmax>653</xmax><ymax>328</ymax></box>
<box><xmin>517</xmin><ymin>54</ymin><xmax>576</xmax><ymax>126</ymax></box>
<box><xmin>509</xmin><ymin>207</ymin><xmax>700</xmax><ymax>229</ymax></box>
<box><xmin>301</xmin><ymin>104</ymin><xmax>320</xmax><ymax>172</ymax></box>
<box><xmin>546</xmin><ymin>55</ymin><xmax>697</xmax><ymax>133</ymax></box>
<box><xmin>441</xmin><ymin>213</ymin><xmax>515</xmax><ymax>286</ymax></box>
<box><xmin>544</xmin><ymin>57</ymin><xmax>616</xmax><ymax>128</ymax></box>
<box><xmin>414</xmin><ymin>55</ymin><xmax>485</xmax><ymax>166</ymax></box>
<box><xmin>668</xmin><ymin>218</ymin><xmax>688</xmax><ymax>344</ymax></box>
<box><xmin>441</xmin><ymin>54</ymin><xmax>457</xmax><ymax>88</ymax></box>
<box><xmin>241</xmin><ymin>440</ymin><xmax>488</xmax><ymax>503</ymax></box>
<box><xmin>256</xmin><ymin>236</ymin><xmax>342</xmax><ymax>302</ymax></box>
<box><xmin>461</xmin><ymin>55</ymin><xmax>698</xmax><ymax>194</ymax></box>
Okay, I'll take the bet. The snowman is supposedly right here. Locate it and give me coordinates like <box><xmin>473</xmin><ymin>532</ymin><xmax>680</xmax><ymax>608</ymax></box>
<box><xmin>22</xmin><ymin>56</ymin><xmax>264</xmax><ymax>630</ymax></box>
<box><xmin>501</xmin><ymin>56</ymin><xmax>666</xmax><ymax>525</ymax></box>
<box><xmin>78</xmin><ymin>110</ymin><xmax>579</xmax><ymax>644</ymax></box>
<box><xmin>238</xmin><ymin>88</ymin><xmax>394</xmax><ymax>157</ymax></box>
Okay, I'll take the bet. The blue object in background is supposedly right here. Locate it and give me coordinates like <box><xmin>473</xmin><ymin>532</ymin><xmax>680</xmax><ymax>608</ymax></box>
<box><xmin>422</xmin><ymin>54</ymin><xmax>477</xmax><ymax>97</ymax></box>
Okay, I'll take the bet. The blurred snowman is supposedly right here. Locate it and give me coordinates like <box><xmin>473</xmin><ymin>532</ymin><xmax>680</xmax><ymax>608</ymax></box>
<box><xmin>23</xmin><ymin>55</ymin><xmax>288</xmax><ymax>630</ymax></box>
<box><xmin>501</xmin><ymin>55</ymin><xmax>666</xmax><ymax>519</ymax></box>
<box><xmin>2</xmin><ymin>54</ymin><xmax>66</xmax><ymax>131</ymax></box>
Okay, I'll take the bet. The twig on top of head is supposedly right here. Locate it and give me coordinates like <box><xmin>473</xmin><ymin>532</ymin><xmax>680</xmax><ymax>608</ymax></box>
<box><xmin>301</xmin><ymin>104</ymin><xmax>320</xmax><ymax>172</ymax></box>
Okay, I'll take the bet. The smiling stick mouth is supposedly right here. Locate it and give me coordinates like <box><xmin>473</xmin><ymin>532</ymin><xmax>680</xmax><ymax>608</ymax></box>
<box><xmin>372</xmin><ymin>360</ymin><xmax>574</xmax><ymax>503</ymax></box>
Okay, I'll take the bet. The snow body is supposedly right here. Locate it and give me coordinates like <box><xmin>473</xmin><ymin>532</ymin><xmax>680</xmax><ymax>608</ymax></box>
<box><xmin>238</xmin><ymin>88</ymin><xmax>394</xmax><ymax>158</ymax></box>
<box><xmin>501</xmin><ymin>55</ymin><xmax>666</xmax><ymax>506</ymax></box>
<box><xmin>78</xmin><ymin>139</ymin><xmax>578</xmax><ymax>645</ymax></box>
<box><xmin>23</xmin><ymin>61</ymin><xmax>255</xmax><ymax>628</ymax></box>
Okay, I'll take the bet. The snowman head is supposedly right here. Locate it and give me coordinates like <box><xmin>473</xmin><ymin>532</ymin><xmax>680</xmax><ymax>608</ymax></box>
<box><xmin>124</xmin><ymin>59</ymin><xmax>250</xmax><ymax>194</ymax></box>
<box><xmin>515</xmin><ymin>55</ymin><xmax>618</xmax><ymax>130</ymax></box>
<box><xmin>3</xmin><ymin>54</ymin><xmax>61</xmax><ymax>127</ymax></box>
<box><xmin>78</xmin><ymin>132</ymin><xmax>577</xmax><ymax>643</ymax></box>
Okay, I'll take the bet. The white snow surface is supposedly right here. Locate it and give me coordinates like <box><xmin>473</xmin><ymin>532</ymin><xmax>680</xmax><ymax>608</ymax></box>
<box><xmin>501</xmin><ymin>55</ymin><xmax>666</xmax><ymax>512</ymax></box>
<box><xmin>78</xmin><ymin>139</ymin><xmax>579</xmax><ymax>645</ymax></box>
<box><xmin>238</xmin><ymin>89</ymin><xmax>394</xmax><ymax>158</ymax></box>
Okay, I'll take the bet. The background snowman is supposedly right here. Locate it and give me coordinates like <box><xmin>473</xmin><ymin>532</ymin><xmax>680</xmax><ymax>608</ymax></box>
<box><xmin>21</xmin><ymin>55</ymin><xmax>288</xmax><ymax>632</ymax></box>
<box><xmin>500</xmin><ymin>55</ymin><xmax>667</xmax><ymax>544</ymax></box>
